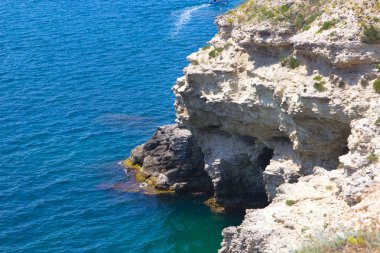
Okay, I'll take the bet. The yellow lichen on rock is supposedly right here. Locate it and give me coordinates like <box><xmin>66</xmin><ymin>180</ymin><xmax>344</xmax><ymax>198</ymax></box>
<box><xmin>122</xmin><ymin>158</ymin><xmax>142</xmax><ymax>171</ymax></box>
<box><xmin>122</xmin><ymin>158</ymin><xmax>175</xmax><ymax>195</ymax></box>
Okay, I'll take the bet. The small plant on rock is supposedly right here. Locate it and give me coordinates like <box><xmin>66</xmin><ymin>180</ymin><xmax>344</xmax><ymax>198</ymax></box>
<box><xmin>280</xmin><ymin>55</ymin><xmax>301</xmax><ymax>69</ymax></box>
<box><xmin>286</xmin><ymin>199</ymin><xmax>297</xmax><ymax>206</ymax></box>
<box><xmin>313</xmin><ymin>76</ymin><xmax>327</xmax><ymax>92</ymax></box>
<box><xmin>302</xmin><ymin>12</ymin><xmax>321</xmax><ymax>31</ymax></box>
<box><xmin>279</xmin><ymin>4</ymin><xmax>289</xmax><ymax>13</ymax></box>
<box><xmin>215</xmin><ymin>47</ymin><xmax>224</xmax><ymax>53</ymax></box>
<box><xmin>375</xmin><ymin>117</ymin><xmax>380</xmax><ymax>126</ymax></box>
<box><xmin>374</xmin><ymin>78</ymin><xmax>380</xmax><ymax>93</ymax></box>
<box><xmin>317</xmin><ymin>19</ymin><xmax>337</xmax><ymax>33</ymax></box>
<box><xmin>208</xmin><ymin>46</ymin><xmax>225</xmax><ymax>59</ymax></box>
<box><xmin>224</xmin><ymin>42</ymin><xmax>232</xmax><ymax>48</ymax></box>
<box><xmin>202</xmin><ymin>45</ymin><xmax>211</xmax><ymax>51</ymax></box>
<box><xmin>209</xmin><ymin>50</ymin><xmax>218</xmax><ymax>58</ymax></box>
<box><xmin>362</xmin><ymin>24</ymin><xmax>380</xmax><ymax>44</ymax></box>
<box><xmin>367</xmin><ymin>152</ymin><xmax>378</xmax><ymax>164</ymax></box>
<box><xmin>227</xmin><ymin>17</ymin><xmax>234</xmax><ymax>23</ymax></box>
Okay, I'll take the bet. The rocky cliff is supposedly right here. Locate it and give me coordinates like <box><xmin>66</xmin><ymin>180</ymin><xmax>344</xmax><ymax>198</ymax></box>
<box><xmin>124</xmin><ymin>0</ymin><xmax>380</xmax><ymax>252</ymax></box>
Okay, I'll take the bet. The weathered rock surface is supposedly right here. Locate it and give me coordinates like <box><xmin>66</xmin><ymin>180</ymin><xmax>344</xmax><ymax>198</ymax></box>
<box><xmin>196</xmin><ymin>128</ymin><xmax>272</xmax><ymax>210</ymax></box>
<box><xmin>124</xmin><ymin>0</ymin><xmax>380</xmax><ymax>251</ymax></box>
<box><xmin>220</xmin><ymin>169</ymin><xmax>380</xmax><ymax>253</ymax></box>
<box><xmin>127</xmin><ymin>125</ymin><xmax>213</xmax><ymax>194</ymax></box>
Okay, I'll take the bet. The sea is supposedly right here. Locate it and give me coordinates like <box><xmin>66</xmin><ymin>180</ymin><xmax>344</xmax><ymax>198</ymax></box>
<box><xmin>0</xmin><ymin>0</ymin><xmax>244</xmax><ymax>252</ymax></box>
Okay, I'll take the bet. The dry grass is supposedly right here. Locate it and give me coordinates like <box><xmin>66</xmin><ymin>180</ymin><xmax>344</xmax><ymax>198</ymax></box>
<box><xmin>295</xmin><ymin>229</ymin><xmax>380</xmax><ymax>253</ymax></box>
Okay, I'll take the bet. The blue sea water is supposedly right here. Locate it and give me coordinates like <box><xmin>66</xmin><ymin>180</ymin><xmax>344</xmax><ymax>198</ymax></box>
<box><xmin>0</xmin><ymin>0</ymin><xmax>243</xmax><ymax>252</ymax></box>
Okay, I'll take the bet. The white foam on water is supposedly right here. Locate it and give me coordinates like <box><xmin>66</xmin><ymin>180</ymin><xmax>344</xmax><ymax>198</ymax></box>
<box><xmin>171</xmin><ymin>4</ymin><xmax>209</xmax><ymax>36</ymax></box>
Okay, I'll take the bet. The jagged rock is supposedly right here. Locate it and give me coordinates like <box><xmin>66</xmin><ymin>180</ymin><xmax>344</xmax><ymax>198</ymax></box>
<box><xmin>196</xmin><ymin>129</ymin><xmax>272</xmax><ymax>210</ymax></box>
<box><xmin>219</xmin><ymin>168</ymin><xmax>350</xmax><ymax>253</ymax></box>
<box><xmin>125</xmin><ymin>0</ymin><xmax>380</xmax><ymax>251</ymax></box>
<box><xmin>127</xmin><ymin>125</ymin><xmax>213</xmax><ymax>194</ymax></box>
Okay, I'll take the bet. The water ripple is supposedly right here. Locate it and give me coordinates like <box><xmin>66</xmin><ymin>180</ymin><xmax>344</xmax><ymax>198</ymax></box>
<box><xmin>0</xmin><ymin>0</ymin><xmax>243</xmax><ymax>252</ymax></box>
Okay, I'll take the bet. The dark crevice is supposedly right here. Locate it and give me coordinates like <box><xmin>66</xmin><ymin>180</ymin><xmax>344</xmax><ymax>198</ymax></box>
<box><xmin>256</xmin><ymin>147</ymin><xmax>274</xmax><ymax>171</ymax></box>
<box><xmin>215</xmin><ymin>146</ymin><xmax>274</xmax><ymax>212</ymax></box>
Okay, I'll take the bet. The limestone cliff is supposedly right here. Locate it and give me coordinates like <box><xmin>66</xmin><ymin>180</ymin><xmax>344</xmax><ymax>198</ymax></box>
<box><xmin>125</xmin><ymin>0</ymin><xmax>380</xmax><ymax>252</ymax></box>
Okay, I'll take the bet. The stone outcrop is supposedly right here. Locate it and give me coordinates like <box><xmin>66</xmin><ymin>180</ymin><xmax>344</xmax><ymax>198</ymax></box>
<box><xmin>126</xmin><ymin>125</ymin><xmax>213</xmax><ymax>194</ymax></box>
<box><xmin>124</xmin><ymin>0</ymin><xmax>380</xmax><ymax>251</ymax></box>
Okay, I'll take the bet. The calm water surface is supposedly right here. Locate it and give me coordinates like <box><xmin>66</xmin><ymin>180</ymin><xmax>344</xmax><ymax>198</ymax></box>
<box><xmin>0</xmin><ymin>0</ymin><xmax>243</xmax><ymax>252</ymax></box>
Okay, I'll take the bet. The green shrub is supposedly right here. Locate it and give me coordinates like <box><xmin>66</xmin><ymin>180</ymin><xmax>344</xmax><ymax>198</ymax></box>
<box><xmin>209</xmin><ymin>50</ymin><xmax>218</xmax><ymax>58</ymax></box>
<box><xmin>294</xmin><ymin>14</ymin><xmax>305</xmax><ymax>29</ymax></box>
<box><xmin>375</xmin><ymin>63</ymin><xmax>380</xmax><ymax>71</ymax></box>
<box><xmin>367</xmin><ymin>152</ymin><xmax>378</xmax><ymax>164</ymax></box>
<box><xmin>313</xmin><ymin>76</ymin><xmax>326</xmax><ymax>91</ymax></box>
<box><xmin>314</xmin><ymin>81</ymin><xmax>327</xmax><ymax>92</ymax></box>
<box><xmin>207</xmin><ymin>46</ymin><xmax>228</xmax><ymax>59</ymax></box>
<box><xmin>304</xmin><ymin>12</ymin><xmax>320</xmax><ymax>26</ymax></box>
<box><xmin>362</xmin><ymin>25</ymin><xmax>380</xmax><ymax>44</ymax></box>
<box><xmin>259</xmin><ymin>7</ymin><xmax>274</xmax><ymax>20</ymax></box>
<box><xmin>280</xmin><ymin>55</ymin><xmax>301</xmax><ymax>69</ymax></box>
<box><xmin>215</xmin><ymin>47</ymin><xmax>224</xmax><ymax>53</ymax></box>
<box><xmin>374</xmin><ymin>78</ymin><xmax>380</xmax><ymax>93</ymax></box>
<box><xmin>280</xmin><ymin>4</ymin><xmax>289</xmax><ymax>13</ymax></box>
<box><xmin>298</xmin><ymin>11</ymin><xmax>321</xmax><ymax>31</ymax></box>
<box><xmin>227</xmin><ymin>17</ymin><xmax>234</xmax><ymax>23</ymax></box>
<box><xmin>286</xmin><ymin>199</ymin><xmax>297</xmax><ymax>206</ymax></box>
<box><xmin>375</xmin><ymin>117</ymin><xmax>380</xmax><ymax>126</ymax></box>
<box><xmin>318</xmin><ymin>19</ymin><xmax>337</xmax><ymax>33</ymax></box>
<box><xmin>303</xmin><ymin>25</ymin><xmax>311</xmax><ymax>31</ymax></box>
<box><xmin>202</xmin><ymin>45</ymin><xmax>211</xmax><ymax>51</ymax></box>
<box><xmin>224</xmin><ymin>42</ymin><xmax>232</xmax><ymax>48</ymax></box>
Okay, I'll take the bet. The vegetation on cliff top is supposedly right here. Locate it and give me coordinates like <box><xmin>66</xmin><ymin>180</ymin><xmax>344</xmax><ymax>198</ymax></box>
<box><xmin>205</xmin><ymin>42</ymin><xmax>232</xmax><ymax>59</ymax></box>
<box><xmin>227</xmin><ymin>0</ymin><xmax>324</xmax><ymax>31</ymax></box>
<box><xmin>295</xmin><ymin>229</ymin><xmax>380</xmax><ymax>253</ymax></box>
<box><xmin>225</xmin><ymin>0</ymin><xmax>380</xmax><ymax>42</ymax></box>
<box><xmin>317</xmin><ymin>19</ymin><xmax>337</xmax><ymax>33</ymax></box>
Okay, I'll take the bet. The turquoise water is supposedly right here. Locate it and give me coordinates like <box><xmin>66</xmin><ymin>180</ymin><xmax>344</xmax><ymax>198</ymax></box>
<box><xmin>0</xmin><ymin>0</ymin><xmax>243</xmax><ymax>252</ymax></box>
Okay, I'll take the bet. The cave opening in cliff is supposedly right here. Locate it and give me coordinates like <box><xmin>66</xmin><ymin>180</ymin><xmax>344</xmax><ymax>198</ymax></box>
<box><xmin>215</xmin><ymin>146</ymin><xmax>274</xmax><ymax>212</ymax></box>
<box><xmin>256</xmin><ymin>147</ymin><xmax>274</xmax><ymax>171</ymax></box>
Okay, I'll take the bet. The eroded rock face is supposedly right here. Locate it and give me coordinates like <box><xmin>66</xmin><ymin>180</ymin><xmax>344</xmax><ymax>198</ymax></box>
<box><xmin>219</xmin><ymin>169</ymin><xmax>380</xmax><ymax>253</ymax></box>
<box><xmin>124</xmin><ymin>0</ymin><xmax>380</xmax><ymax>251</ymax></box>
<box><xmin>196</xmin><ymin>128</ymin><xmax>272</xmax><ymax>210</ymax></box>
<box><xmin>128</xmin><ymin>124</ymin><xmax>273</xmax><ymax>210</ymax></box>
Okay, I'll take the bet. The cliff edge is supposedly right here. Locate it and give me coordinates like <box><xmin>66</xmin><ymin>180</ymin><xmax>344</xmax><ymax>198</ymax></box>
<box><xmin>124</xmin><ymin>0</ymin><xmax>380</xmax><ymax>252</ymax></box>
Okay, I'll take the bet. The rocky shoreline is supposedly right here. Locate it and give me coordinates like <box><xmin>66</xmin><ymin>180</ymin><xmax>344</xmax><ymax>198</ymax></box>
<box><xmin>124</xmin><ymin>0</ymin><xmax>380</xmax><ymax>252</ymax></box>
